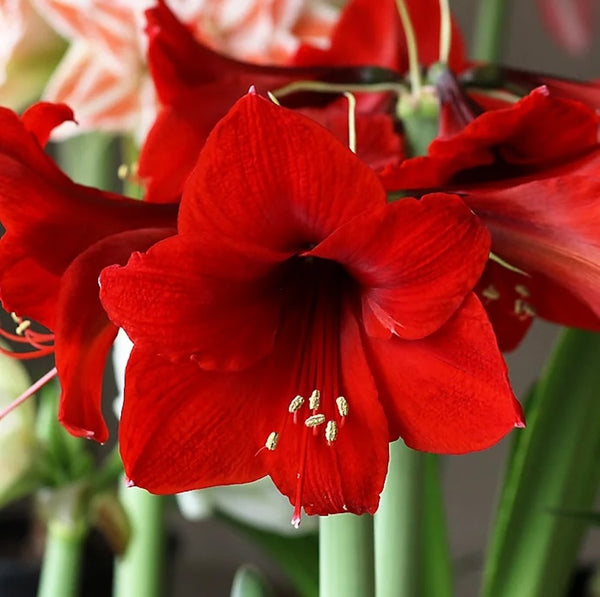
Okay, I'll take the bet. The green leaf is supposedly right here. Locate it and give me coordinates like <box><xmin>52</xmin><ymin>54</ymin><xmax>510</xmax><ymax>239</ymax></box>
<box><xmin>219</xmin><ymin>512</ymin><xmax>319</xmax><ymax>597</ymax></box>
<box><xmin>482</xmin><ymin>329</ymin><xmax>600</xmax><ymax>597</ymax></box>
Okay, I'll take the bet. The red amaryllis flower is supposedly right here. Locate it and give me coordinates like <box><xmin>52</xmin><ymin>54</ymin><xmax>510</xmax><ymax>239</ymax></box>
<box><xmin>138</xmin><ymin>0</ymin><xmax>465</xmax><ymax>203</ymax></box>
<box><xmin>0</xmin><ymin>101</ymin><xmax>177</xmax><ymax>441</ymax></box>
<box><xmin>99</xmin><ymin>93</ymin><xmax>521</xmax><ymax>522</ymax></box>
<box><xmin>380</xmin><ymin>87</ymin><xmax>600</xmax><ymax>350</ymax></box>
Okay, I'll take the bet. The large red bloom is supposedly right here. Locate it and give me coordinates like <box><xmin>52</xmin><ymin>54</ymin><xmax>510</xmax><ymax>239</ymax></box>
<box><xmin>138</xmin><ymin>0</ymin><xmax>464</xmax><ymax>203</ymax></box>
<box><xmin>100</xmin><ymin>94</ymin><xmax>521</xmax><ymax>521</ymax></box>
<box><xmin>381</xmin><ymin>87</ymin><xmax>600</xmax><ymax>350</ymax></box>
<box><xmin>0</xmin><ymin>102</ymin><xmax>177</xmax><ymax>442</ymax></box>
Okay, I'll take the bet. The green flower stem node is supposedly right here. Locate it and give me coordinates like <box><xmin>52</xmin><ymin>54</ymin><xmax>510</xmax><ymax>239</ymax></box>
<box><xmin>37</xmin><ymin>517</ymin><xmax>86</xmax><ymax>597</ymax></box>
<box><xmin>396</xmin><ymin>91</ymin><xmax>440</xmax><ymax>159</ymax></box>
<box><xmin>230</xmin><ymin>565</ymin><xmax>274</xmax><ymax>597</ymax></box>
<box><xmin>113</xmin><ymin>483</ymin><xmax>167</xmax><ymax>597</ymax></box>
<box><xmin>482</xmin><ymin>329</ymin><xmax>600</xmax><ymax>597</ymax></box>
<box><xmin>320</xmin><ymin>513</ymin><xmax>374</xmax><ymax>597</ymax></box>
<box><xmin>36</xmin><ymin>483</ymin><xmax>89</xmax><ymax>597</ymax></box>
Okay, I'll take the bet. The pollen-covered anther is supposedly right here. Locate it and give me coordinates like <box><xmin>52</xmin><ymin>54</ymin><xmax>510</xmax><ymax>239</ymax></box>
<box><xmin>336</xmin><ymin>396</ymin><xmax>349</xmax><ymax>417</ymax></box>
<box><xmin>309</xmin><ymin>389</ymin><xmax>320</xmax><ymax>411</ymax></box>
<box><xmin>515</xmin><ymin>284</ymin><xmax>530</xmax><ymax>298</ymax></box>
<box><xmin>325</xmin><ymin>420</ymin><xmax>338</xmax><ymax>445</ymax></box>
<box><xmin>514</xmin><ymin>298</ymin><xmax>536</xmax><ymax>320</ymax></box>
<box><xmin>481</xmin><ymin>285</ymin><xmax>500</xmax><ymax>301</ymax></box>
<box><xmin>15</xmin><ymin>319</ymin><xmax>31</xmax><ymax>336</ymax></box>
<box><xmin>304</xmin><ymin>414</ymin><xmax>326</xmax><ymax>428</ymax></box>
<box><xmin>288</xmin><ymin>395</ymin><xmax>304</xmax><ymax>413</ymax></box>
<box><xmin>265</xmin><ymin>431</ymin><xmax>279</xmax><ymax>451</ymax></box>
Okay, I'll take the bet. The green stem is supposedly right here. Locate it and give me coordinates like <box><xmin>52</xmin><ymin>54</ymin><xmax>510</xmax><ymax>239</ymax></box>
<box><xmin>374</xmin><ymin>441</ymin><xmax>423</xmax><ymax>597</ymax></box>
<box><xmin>37</xmin><ymin>518</ymin><xmax>86</xmax><ymax>597</ymax></box>
<box><xmin>113</xmin><ymin>483</ymin><xmax>167</xmax><ymax>597</ymax></box>
<box><xmin>472</xmin><ymin>0</ymin><xmax>511</xmax><ymax>62</ymax></box>
<box><xmin>320</xmin><ymin>513</ymin><xmax>374</xmax><ymax>597</ymax></box>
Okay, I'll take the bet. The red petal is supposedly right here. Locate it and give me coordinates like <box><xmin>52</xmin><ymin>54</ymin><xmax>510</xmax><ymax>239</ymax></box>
<box><xmin>99</xmin><ymin>234</ymin><xmax>286</xmax><ymax>371</ymax></box>
<box><xmin>21</xmin><ymin>102</ymin><xmax>76</xmax><ymax>147</ymax></box>
<box><xmin>180</xmin><ymin>94</ymin><xmax>386</xmax><ymax>253</ymax></box>
<box><xmin>381</xmin><ymin>87</ymin><xmax>600</xmax><ymax>189</ymax></box>
<box><xmin>365</xmin><ymin>294</ymin><xmax>523</xmax><ymax>453</ymax></box>
<box><xmin>293</xmin><ymin>0</ymin><xmax>402</xmax><ymax>70</ymax></box>
<box><xmin>57</xmin><ymin>228</ymin><xmax>174</xmax><ymax>443</ymax></box>
<box><xmin>462</xmin><ymin>155</ymin><xmax>600</xmax><ymax>330</ymax></box>
<box><xmin>310</xmin><ymin>194</ymin><xmax>490</xmax><ymax>340</ymax></box>
<box><xmin>298</xmin><ymin>103</ymin><xmax>404</xmax><ymax>171</ymax></box>
<box><xmin>119</xmin><ymin>348</ymin><xmax>268</xmax><ymax>493</ymax></box>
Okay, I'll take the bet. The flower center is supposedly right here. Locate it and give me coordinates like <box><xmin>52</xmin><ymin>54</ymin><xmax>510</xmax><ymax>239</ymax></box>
<box><xmin>261</xmin><ymin>257</ymin><xmax>353</xmax><ymax>527</ymax></box>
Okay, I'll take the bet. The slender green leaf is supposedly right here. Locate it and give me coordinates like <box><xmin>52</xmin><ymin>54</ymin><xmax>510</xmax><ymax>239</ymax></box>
<box><xmin>483</xmin><ymin>329</ymin><xmax>600</xmax><ymax>597</ymax></box>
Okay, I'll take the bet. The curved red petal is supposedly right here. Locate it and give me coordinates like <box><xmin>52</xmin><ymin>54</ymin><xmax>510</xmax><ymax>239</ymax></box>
<box><xmin>365</xmin><ymin>294</ymin><xmax>523</xmax><ymax>453</ymax></box>
<box><xmin>21</xmin><ymin>102</ymin><xmax>76</xmax><ymax>147</ymax></box>
<box><xmin>381</xmin><ymin>87</ymin><xmax>600</xmax><ymax>190</ymax></box>
<box><xmin>462</xmin><ymin>157</ymin><xmax>600</xmax><ymax>330</ymax></box>
<box><xmin>180</xmin><ymin>94</ymin><xmax>386</xmax><ymax>253</ymax></box>
<box><xmin>57</xmin><ymin>228</ymin><xmax>175</xmax><ymax>443</ymax></box>
<box><xmin>119</xmin><ymin>348</ymin><xmax>268</xmax><ymax>493</ymax></box>
<box><xmin>100</xmin><ymin>234</ymin><xmax>286</xmax><ymax>371</ymax></box>
<box><xmin>293</xmin><ymin>0</ymin><xmax>402</xmax><ymax>70</ymax></box>
<box><xmin>311</xmin><ymin>194</ymin><xmax>490</xmax><ymax>340</ymax></box>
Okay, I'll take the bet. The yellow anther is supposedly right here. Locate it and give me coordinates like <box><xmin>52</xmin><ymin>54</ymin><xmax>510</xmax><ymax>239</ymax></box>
<box><xmin>117</xmin><ymin>164</ymin><xmax>129</xmax><ymax>180</ymax></box>
<box><xmin>336</xmin><ymin>396</ymin><xmax>349</xmax><ymax>417</ymax></box>
<box><xmin>309</xmin><ymin>389</ymin><xmax>320</xmax><ymax>411</ymax></box>
<box><xmin>514</xmin><ymin>298</ymin><xmax>536</xmax><ymax>319</ymax></box>
<box><xmin>481</xmin><ymin>285</ymin><xmax>500</xmax><ymax>301</ymax></box>
<box><xmin>304</xmin><ymin>414</ymin><xmax>326</xmax><ymax>428</ymax></box>
<box><xmin>288</xmin><ymin>395</ymin><xmax>304</xmax><ymax>413</ymax></box>
<box><xmin>515</xmin><ymin>284</ymin><xmax>530</xmax><ymax>298</ymax></box>
<box><xmin>15</xmin><ymin>319</ymin><xmax>31</xmax><ymax>335</ymax></box>
<box><xmin>325</xmin><ymin>420</ymin><xmax>338</xmax><ymax>444</ymax></box>
<box><xmin>265</xmin><ymin>431</ymin><xmax>279</xmax><ymax>451</ymax></box>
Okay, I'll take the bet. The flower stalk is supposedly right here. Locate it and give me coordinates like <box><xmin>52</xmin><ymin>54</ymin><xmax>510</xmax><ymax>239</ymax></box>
<box><xmin>473</xmin><ymin>0</ymin><xmax>510</xmax><ymax>62</ymax></box>
<box><xmin>37</xmin><ymin>517</ymin><xmax>86</xmax><ymax>597</ymax></box>
<box><xmin>113</xmin><ymin>483</ymin><xmax>167</xmax><ymax>597</ymax></box>
<box><xmin>375</xmin><ymin>441</ymin><xmax>423</xmax><ymax>597</ymax></box>
<box><xmin>320</xmin><ymin>513</ymin><xmax>374</xmax><ymax>597</ymax></box>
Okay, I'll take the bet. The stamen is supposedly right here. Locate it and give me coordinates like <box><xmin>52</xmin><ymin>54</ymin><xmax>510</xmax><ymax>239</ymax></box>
<box><xmin>514</xmin><ymin>298</ymin><xmax>536</xmax><ymax>319</ymax></box>
<box><xmin>304</xmin><ymin>414</ymin><xmax>326</xmax><ymax>428</ymax></box>
<box><xmin>309</xmin><ymin>389</ymin><xmax>320</xmax><ymax>411</ymax></box>
<box><xmin>515</xmin><ymin>284</ymin><xmax>530</xmax><ymax>298</ymax></box>
<box><xmin>325</xmin><ymin>420</ymin><xmax>338</xmax><ymax>445</ymax></box>
<box><xmin>336</xmin><ymin>396</ymin><xmax>349</xmax><ymax>417</ymax></box>
<box><xmin>481</xmin><ymin>285</ymin><xmax>500</xmax><ymax>301</ymax></box>
<box><xmin>288</xmin><ymin>395</ymin><xmax>304</xmax><ymax>413</ymax></box>
<box><xmin>0</xmin><ymin>367</ymin><xmax>58</xmax><ymax>422</ymax></box>
<box><xmin>15</xmin><ymin>319</ymin><xmax>31</xmax><ymax>335</ymax></box>
<box><xmin>265</xmin><ymin>431</ymin><xmax>279</xmax><ymax>451</ymax></box>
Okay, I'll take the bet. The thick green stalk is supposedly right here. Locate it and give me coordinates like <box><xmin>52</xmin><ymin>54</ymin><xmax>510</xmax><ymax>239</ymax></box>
<box><xmin>374</xmin><ymin>441</ymin><xmax>423</xmax><ymax>597</ymax></box>
<box><xmin>472</xmin><ymin>0</ymin><xmax>510</xmax><ymax>62</ymax></box>
<box><xmin>113</xmin><ymin>484</ymin><xmax>167</xmax><ymax>597</ymax></box>
<box><xmin>419</xmin><ymin>455</ymin><xmax>453</xmax><ymax>597</ymax></box>
<box><xmin>482</xmin><ymin>329</ymin><xmax>600</xmax><ymax>597</ymax></box>
<box><xmin>37</xmin><ymin>518</ymin><xmax>86</xmax><ymax>597</ymax></box>
<box><xmin>320</xmin><ymin>513</ymin><xmax>374</xmax><ymax>597</ymax></box>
